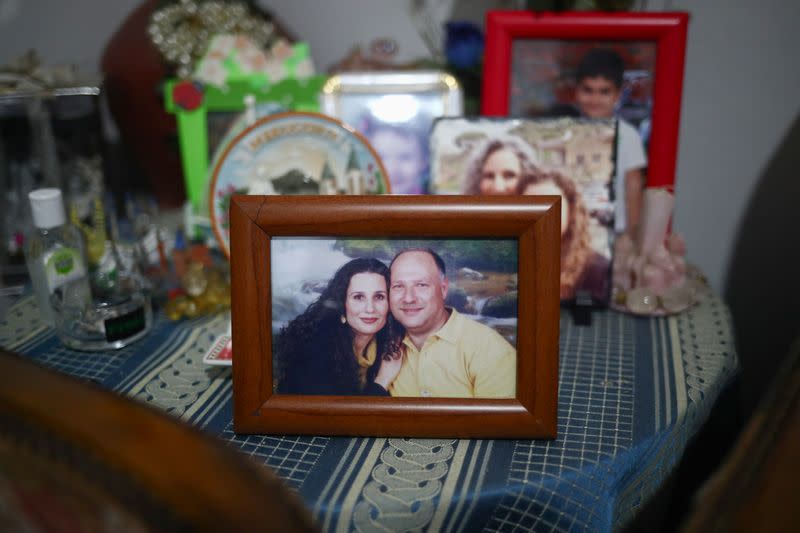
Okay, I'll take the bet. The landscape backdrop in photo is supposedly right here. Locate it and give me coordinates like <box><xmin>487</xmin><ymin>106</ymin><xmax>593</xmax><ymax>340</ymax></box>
<box><xmin>270</xmin><ymin>237</ymin><xmax>519</xmax><ymax>345</ymax></box>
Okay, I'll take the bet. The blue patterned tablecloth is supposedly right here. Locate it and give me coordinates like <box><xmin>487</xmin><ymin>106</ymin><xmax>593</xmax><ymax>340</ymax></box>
<box><xmin>0</xmin><ymin>292</ymin><xmax>737</xmax><ymax>532</ymax></box>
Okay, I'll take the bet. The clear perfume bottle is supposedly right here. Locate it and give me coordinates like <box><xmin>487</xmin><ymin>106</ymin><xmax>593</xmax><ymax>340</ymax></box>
<box><xmin>80</xmin><ymin>243</ymin><xmax>153</xmax><ymax>350</ymax></box>
<box><xmin>57</xmin><ymin>195</ymin><xmax>153</xmax><ymax>351</ymax></box>
<box><xmin>24</xmin><ymin>188</ymin><xmax>92</xmax><ymax>330</ymax></box>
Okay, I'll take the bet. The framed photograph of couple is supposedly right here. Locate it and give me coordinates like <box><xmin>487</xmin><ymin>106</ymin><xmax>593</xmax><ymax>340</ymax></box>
<box><xmin>229</xmin><ymin>195</ymin><xmax>560</xmax><ymax>438</ymax></box>
<box><xmin>482</xmin><ymin>10</ymin><xmax>689</xmax><ymax>192</ymax></box>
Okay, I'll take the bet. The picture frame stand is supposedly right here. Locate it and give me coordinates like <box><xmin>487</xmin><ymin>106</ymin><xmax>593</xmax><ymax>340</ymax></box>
<box><xmin>569</xmin><ymin>305</ymin><xmax>592</xmax><ymax>327</ymax></box>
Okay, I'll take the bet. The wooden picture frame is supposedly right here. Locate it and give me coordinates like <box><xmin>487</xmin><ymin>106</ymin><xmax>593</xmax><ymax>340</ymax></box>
<box><xmin>230</xmin><ymin>195</ymin><xmax>560</xmax><ymax>438</ymax></box>
<box><xmin>482</xmin><ymin>10</ymin><xmax>688</xmax><ymax>190</ymax></box>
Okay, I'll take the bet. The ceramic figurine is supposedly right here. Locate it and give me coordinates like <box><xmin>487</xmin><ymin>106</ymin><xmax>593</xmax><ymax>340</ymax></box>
<box><xmin>611</xmin><ymin>188</ymin><xmax>701</xmax><ymax>316</ymax></box>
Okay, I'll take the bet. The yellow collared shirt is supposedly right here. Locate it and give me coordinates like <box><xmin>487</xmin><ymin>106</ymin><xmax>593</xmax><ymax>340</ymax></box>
<box><xmin>389</xmin><ymin>309</ymin><xmax>516</xmax><ymax>398</ymax></box>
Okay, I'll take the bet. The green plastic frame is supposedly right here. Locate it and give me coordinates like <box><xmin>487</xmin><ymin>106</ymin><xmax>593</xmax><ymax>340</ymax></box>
<box><xmin>164</xmin><ymin>76</ymin><xmax>328</xmax><ymax>212</ymax></box>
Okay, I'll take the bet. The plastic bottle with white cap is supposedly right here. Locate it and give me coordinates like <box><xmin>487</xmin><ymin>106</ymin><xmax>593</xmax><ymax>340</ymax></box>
<box><xmin>24</xmin><ymin>188</ymin><xmax>91</xmax><ymax>327</ymax></box>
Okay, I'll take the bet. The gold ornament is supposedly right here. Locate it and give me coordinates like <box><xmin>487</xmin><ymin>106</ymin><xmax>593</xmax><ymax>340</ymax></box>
<box><xmin>148</xmin><ymin>0</ymin><xmax>276</xmax><ymax>78</ymax></box>
<box><xmin>181</xmin><ymin>262</ymin><xmax>209</xmax><ymax>297</ymax></box>
<box><xmin>70</xmin><ymin>197</ymin><xmax>107</xmax><ymax>267</ymax></box>
<box><xmin>166</xmin><ymin>262</ymin><xmax>231</xmax><ymax>320</ymax></box>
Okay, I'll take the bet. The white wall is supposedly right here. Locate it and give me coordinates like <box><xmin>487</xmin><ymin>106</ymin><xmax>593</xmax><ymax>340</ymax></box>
<box><xmin>260</xmin><ymin>0</ymin><xmax>431</xmax><ymax>70</ymax></box>
<box><xmin>0</xmin><ymin>0</ymin><xmax>434</xmax><ymax>74</ymax></box>
<box><xmin>1</xmin><ymin>0</ymin><xmax>797</xmax><ymax>295</ymax></box>
<box><xmin>0</xmin><ymin>0</ymin><xmax>138</xmax><ymax>75</ymax></box>
<box><xmin>664</xmin><ymin>0</ymin><xmax>800</xmax><ymax>293</ymax></box>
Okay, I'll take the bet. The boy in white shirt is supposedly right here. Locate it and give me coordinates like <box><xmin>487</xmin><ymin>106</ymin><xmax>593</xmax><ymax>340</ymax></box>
<box><xmin>574</xmin><ymin>48</ymin><xmax>647</xmax><ymax>238</ymax></box>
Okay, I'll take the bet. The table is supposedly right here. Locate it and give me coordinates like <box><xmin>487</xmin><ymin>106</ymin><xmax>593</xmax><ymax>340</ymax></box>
<box><xmin>0</xmin><ymin>291</ymin><xmax>737</xmax><ymax>532</ymax></box>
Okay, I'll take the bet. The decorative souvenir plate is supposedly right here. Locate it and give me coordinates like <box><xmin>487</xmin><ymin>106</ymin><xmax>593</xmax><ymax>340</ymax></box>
<box><xmin>208</xmin><ymin>112</ymin><xmax>390</xmax><ymax>256</ymax></box>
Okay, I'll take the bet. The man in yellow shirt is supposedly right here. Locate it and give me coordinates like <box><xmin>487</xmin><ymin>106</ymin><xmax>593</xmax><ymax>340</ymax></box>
<box><xmin>387</xmin><ymin>249</ymin><xmax>516</xmax><ymax>398</ymax></box>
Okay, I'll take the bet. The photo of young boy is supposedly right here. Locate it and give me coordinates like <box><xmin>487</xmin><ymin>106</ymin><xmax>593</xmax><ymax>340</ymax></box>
<box><xmin>574</xmin><ymin>48</ymin><xmax>647</xmax><ymax>239</ymax></box>
<box><xmin>510</xmin><ymin>40</ymin><xmax>656</xmax><ymax>238</ymax></box>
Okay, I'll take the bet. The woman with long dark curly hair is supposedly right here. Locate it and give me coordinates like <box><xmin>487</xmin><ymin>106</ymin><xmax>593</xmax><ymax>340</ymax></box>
<box><xmin>517</xmin><ymin>171</ymin><xmax>610</xmax><ymax>301</ymax></box>
<box><xmin>275</xmin><ymin>257</ymin><xmax>405</xmax><ymax>395</ymax></box>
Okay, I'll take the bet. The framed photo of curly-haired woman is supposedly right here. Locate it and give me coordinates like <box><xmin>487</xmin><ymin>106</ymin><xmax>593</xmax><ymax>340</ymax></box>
<box><xmin>431</xmin><ymin>116</ymin><xmax>615</xmax><ymax>306</ymax></box>
<box><xmin>229</xmin><ymin>195</ymin><xmax>560</xmax><ymax>438</ymax></box>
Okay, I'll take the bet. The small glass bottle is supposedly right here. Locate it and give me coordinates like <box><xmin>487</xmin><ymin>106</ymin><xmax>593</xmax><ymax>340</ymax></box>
<box><xmin>78</xmin><ymin>236</ymin><xmax>153</xmax><ymax>351</ymax></box>
<box><xmin>24</xmin><ymin>188</ymin><xmax>92</xmax><ymax>329</ymax></box>
<box><xmin>56</xmin><ymin>194</ymin><xmax>153</xmax><ymax>352</ymax></box>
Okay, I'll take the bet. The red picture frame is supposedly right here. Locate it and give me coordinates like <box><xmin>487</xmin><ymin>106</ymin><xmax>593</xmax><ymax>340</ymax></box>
<box><xmin>482</xmin><ymin>10</ymin><xmax>688</xmax><ymax>190</ymax></box>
